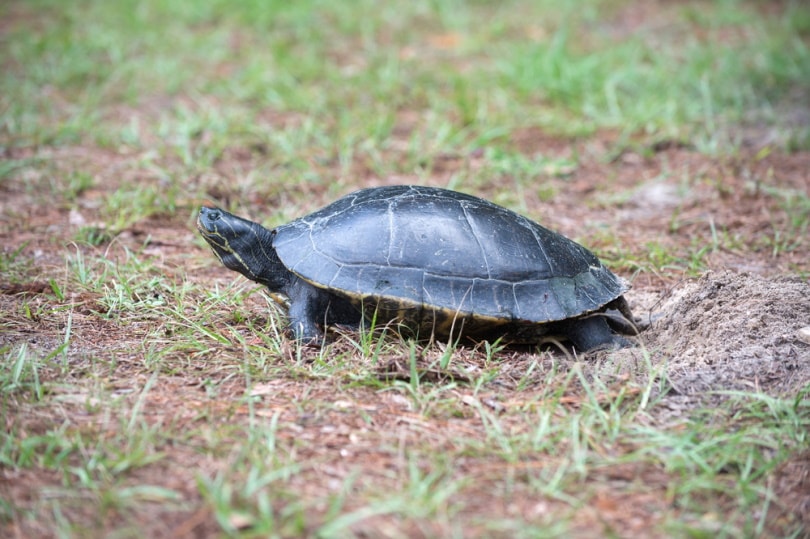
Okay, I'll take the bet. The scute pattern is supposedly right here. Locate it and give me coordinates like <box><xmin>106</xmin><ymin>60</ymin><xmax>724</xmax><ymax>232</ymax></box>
<box><xmin>272</xmin><ymin>185</ymin><xmax>626</xmax><ymax>326</ymax></box>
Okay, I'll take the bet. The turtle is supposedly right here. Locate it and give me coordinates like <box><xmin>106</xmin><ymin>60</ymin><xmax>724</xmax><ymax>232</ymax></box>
<box><xmin>196</xmin><ymin>185</ymin><xmax>637</xmax><ymax>351</ymax></box>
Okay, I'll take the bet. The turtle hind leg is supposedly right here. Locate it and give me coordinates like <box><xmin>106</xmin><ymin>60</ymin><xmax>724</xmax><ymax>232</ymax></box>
<box><xmin>561</xmin><ymin>315</ymin><xmax>632</xmax><ymax>352</ymax></box>
<box><xmin>603</xmin><ymin>296</ymin><xmax>640</xmax><ymax>335</ymax></box>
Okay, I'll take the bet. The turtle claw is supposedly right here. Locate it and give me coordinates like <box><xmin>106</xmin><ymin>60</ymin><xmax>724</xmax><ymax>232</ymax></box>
<box><xmin>283</xmin><ymin>316</ymin><xmax>324</xmax><ymax>346</ymax></box>
<box><xmin>301</xmin><ymin>336</ymin><xmax>324</xmax><ymax>348</ymax></box>
<box><xmin>286</xmin><ymin>326</ymin><xmax>325</xmax><ymax>348</ymax></box>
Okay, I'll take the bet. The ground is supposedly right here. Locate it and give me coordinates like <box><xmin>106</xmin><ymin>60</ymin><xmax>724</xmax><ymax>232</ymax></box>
<box><xmin>3</xmin><ymin>143</ymin><xmax>808</xmax><ymax>537</ymax></box>
<box><xmin>1</xmin><ymin>1</ymin><xmax>809</xmax><ymax>538</ymax></box>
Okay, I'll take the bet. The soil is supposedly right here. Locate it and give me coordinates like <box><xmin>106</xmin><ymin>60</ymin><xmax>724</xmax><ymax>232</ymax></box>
<box><xmin>3</xmin><ymin>1</ymin><xmax>810</xmax><ymax>535</ymax></box>
<box><xmin>2</xmin><ymin>36</ymin><xmax>810</xmax><ymax>539</ymax></box>
<box><xmin>642</xmin><ymin>271</ymin><xmax>810</xmax><ymax>397</ymax></box>
<box><xmin>3</xmin><ymin>141</ymin><xmax>809</xmax><ymax>536</ymax></box>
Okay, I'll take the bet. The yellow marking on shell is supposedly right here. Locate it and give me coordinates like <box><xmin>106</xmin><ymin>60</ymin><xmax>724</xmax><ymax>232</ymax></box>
<box><xmin>314</xmin><ymin>278</ymin><xmax>512</xmax><ymax>337</ymax></box>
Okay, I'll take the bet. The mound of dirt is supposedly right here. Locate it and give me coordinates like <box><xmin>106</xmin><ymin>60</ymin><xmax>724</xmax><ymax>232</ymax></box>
<box><xmin>644</xmin><ymin>271</ymin><xmax>810</xmax><ymax>396</ymax></box>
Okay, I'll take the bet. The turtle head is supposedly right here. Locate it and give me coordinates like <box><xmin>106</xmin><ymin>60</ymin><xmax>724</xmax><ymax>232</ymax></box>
<box><xmin>197</xmin><ymin>206</ymin><xmax>288</xmax><ymax>290</ymax></box>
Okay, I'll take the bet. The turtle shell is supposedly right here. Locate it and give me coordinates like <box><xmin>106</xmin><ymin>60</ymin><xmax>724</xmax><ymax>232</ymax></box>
<box><xmin>272</xmin><ymin>185</ymin><xmax>627</xmax><ymax>335</ymax></box>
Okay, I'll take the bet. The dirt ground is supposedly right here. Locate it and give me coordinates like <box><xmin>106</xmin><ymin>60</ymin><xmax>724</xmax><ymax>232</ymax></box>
<box><xmin>639</xmin><ymin>271</ymin><xmax>809</xmax><ymax>396</ymax></box>
<box><xmin>2</xmin><ymin>0</ymin><xmax>810</xmax><ymax>535</ymax></box>
<box><xmin>2</xmin><ymin>133</ymin><xmax>809</xmax><ymax>536</ymax></box>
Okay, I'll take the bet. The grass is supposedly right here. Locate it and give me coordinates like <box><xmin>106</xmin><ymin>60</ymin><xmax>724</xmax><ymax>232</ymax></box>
<box><xmin>4</xmin><ymin>0</ymin><xmax>809</xmax><ymax>159</ymax></box>
<box><xmin>2</xmin><ymin>313</ymin><xmax>808</xmax><ymax>536</ymax></box>
<box><xmin>2</xmin><ymin>0</ymin><xmax>810</xmax><ymax>536</ymax></box>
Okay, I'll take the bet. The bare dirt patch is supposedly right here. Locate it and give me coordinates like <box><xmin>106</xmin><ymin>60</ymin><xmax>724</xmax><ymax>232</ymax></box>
<box><xmin>646</xmin><ymin>271</ymin><xmax>810</xmax><ymax>397</ymax></box>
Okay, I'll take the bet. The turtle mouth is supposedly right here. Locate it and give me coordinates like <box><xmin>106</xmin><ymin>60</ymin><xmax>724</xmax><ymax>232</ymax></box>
<box><xmin>196</xmin><ymin>207</ymin><xmax>236</xmax><ymax>267</ymax></box>
<box><xmin>197</xmin><ymin>206</ymin><xmax>221</xmax><ymax>234</ymax></box>
<box><xmin>195</xmin><ymin>214</ymin><xmax>208</xmax><ymax>234</ymax></box>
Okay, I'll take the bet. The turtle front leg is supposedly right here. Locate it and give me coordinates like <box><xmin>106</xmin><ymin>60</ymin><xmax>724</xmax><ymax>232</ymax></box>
<box><xmin>283</xmin><ymin>278</ymin><xmax>328</xmax><ymax>345</ymax></box>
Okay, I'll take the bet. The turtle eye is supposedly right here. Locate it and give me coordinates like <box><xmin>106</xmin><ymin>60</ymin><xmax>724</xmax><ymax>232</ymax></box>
<box><xmin>208</xmin><ymin>210</ymin><xmax>220</xmax><ymax>222</ymax></box>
